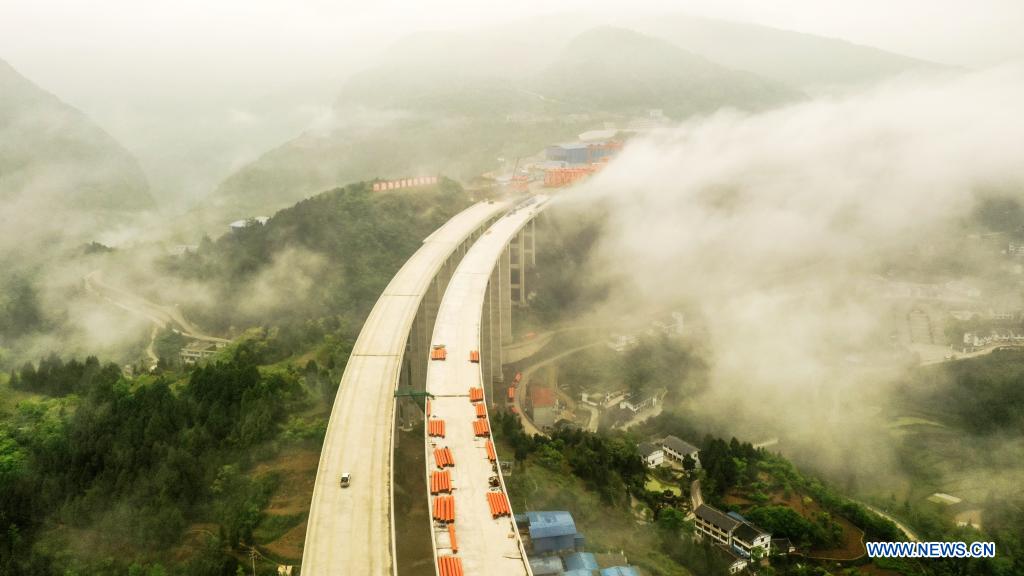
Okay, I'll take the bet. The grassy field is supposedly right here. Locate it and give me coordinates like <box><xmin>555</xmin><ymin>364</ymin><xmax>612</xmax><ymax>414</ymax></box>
<box><xmin>645</xmin><ymin>477</ymin><xmax>682</xmax><ymax>497</ymax></box>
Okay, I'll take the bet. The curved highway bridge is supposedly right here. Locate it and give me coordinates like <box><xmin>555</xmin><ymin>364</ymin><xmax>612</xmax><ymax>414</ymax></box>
<box><xmin>424</xmin><ymin>197</ymin><xmax>548</xmax><ymax>574</ymax></box>
<box><xmin>303</xmin><ymin>200</ymin><xmax>510</xmax><ymax>575</ymax></box>
<box><xmin>303</xmin><ymin>196</ymin><xmax>544</xmax><ymax>575</ymax></box>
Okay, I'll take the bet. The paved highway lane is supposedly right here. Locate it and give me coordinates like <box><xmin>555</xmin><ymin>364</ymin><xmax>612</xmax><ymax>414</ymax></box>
<box><xmin>425</xmin><ymin>197</ymin><xmax>548</xmax><ymax>575</ymax></box>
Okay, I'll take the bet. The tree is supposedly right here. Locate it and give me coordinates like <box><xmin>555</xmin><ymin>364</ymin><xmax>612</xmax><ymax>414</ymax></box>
<box><xmin>682</xmin><ymin>453</ymin><xmax>697</xmax><ymax>472</ymax></box>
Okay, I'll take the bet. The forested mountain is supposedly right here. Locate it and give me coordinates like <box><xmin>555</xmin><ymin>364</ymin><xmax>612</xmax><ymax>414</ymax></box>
<box><xmin>0</xmin><ymin>58</ymin><xmax>154</xmax><ymax>354</ymax></box>
<box><xmin>0</xmin><ymin>58</ymin><xmax>151</xmax><ymax>213</ymax></box>
<box><xmin>208</xmin><ymin>26</ymin><xmax>800</xmax><ymax>219</ymax></box>
<box><xmin>631</xmin><ymin>14</ymin><xmax>942</xmax><ymax>92</ymax></box>
<box><xmin>162</xmin><ymin>178</ymin><xmax>472</xmax><ymax>352</ymax></box>
<box><xmin>533</xmin><ymin>27</ymin><xmax>799</xmax><ymax>117</ymax></box>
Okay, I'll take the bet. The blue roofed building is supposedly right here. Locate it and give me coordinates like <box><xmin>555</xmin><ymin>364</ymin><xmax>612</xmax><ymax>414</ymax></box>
<box><xmin>727</xmin><ymin>511</ymin><xmax>747</xmax><ymax>523</ymax></box>
<box><xmin>545</xmin><ymin>141</ymin><xmax>621</xmax><ymax>165</ymax></box>
<box><xmin>529</xmin><ymin>555</ymin><xmax>564</xmax><ymax>576</ymax></box>
<box><xmin>564</xmin><ymin>551</ymin><xmax>599</xmax><ymax>571</ymax></box>
<box><xmin>600</xmin><ymin>567</ymin><xmax>641</xmax><ymax>576</ymax></box>
<box><xmin>516</xmin><ymin>510</ymin><xmax>584</xmax><ymax>553</ymax></box>
<box><xmin>564</xmin><ymin>571</ymin><xmax>595</xmax><ymax>576</ymax></box>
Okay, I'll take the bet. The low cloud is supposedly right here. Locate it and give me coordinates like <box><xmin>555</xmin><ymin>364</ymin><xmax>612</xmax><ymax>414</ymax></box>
<box><xmin>566</xmin><ymin>66</ymin><xmax>1024</xmax><ymax>488</ymax></box>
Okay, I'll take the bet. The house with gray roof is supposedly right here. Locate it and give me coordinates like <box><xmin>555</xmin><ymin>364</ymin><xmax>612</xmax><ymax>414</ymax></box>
<box><xmin>660</xmin><ymin>435</ymin><xmax>700</xmax><ymax>467</ymax></box>
<box><xmin>694</xmin><ymin>504</ymin><xmax>771</xmax><ymax>567</ymax></box>
<box><xmin>638</xmin><ymin>442</ymin><xmax>664</xmax><ymax>468</ymax></box>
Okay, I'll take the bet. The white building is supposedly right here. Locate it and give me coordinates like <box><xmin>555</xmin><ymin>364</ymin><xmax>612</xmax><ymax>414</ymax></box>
<box><xmin>660</xmin><ymin>435</ymin><xmax>700</xmax><ymax>468</ymax></box>
<box><xmin>620</xmin><ymin>393</ymin><xmax>658</xmax><ymax>414</ymax></box>
<box><xmin>638</xmin><ymin>442</ymin><xmax>664</xmax><ymax>468</ymax></box>
<box><xmin>694</xmin><ymin>504</ymin><xmax>771</xmax><ymax>569</ymax></box>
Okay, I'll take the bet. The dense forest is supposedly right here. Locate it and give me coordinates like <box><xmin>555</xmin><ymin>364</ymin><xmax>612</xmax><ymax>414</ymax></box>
<box><xmin>900</xmin><ymin>348</ymin><xmax>1024</xmax><ymax>434</ymax></box>
<box><xmin>0</xmin><ymin>344</ymin><xmax>311</xmax><ymax>575</ymax></box>
<box><xmin>160</xmin><ymin>179</ymin><xmax>471</xmax><ymax>349</ymax></box>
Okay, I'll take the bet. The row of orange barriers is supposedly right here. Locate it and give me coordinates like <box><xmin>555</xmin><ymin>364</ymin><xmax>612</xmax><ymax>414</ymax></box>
<box><xmin>485</xmin><ymin>440</ymin><xmax>497</xmax><ymax>463</ymax></box>
<box><xmin>434</xmin><ymin>447</ymin><xmax>455</xmax><ymax>468</ymax></box>
<box><xmin>474</xmin><ymin>404</ymin><xmax>487</xmax><ymax>419</ymax></box>
<box><xmin>433</xmin><ymin>494</ymin><xmax>455</xmax><ymax>523</ymax></box>
<box><xmin>437</xmin><ymin>555</ymin><xmax>463</xmax><ymax>576</ymax></box>
<box><xmin>473</xmin><ymin>420</ymin><xmax>490</xmax><ymax>437</ymax></box>
<box><xmin>431</xmin><ymin>347</ymin><xmax>447</xmax><ymax>361</ymax></box>
<box><xmin>428</xmin><ymin>419</ymin><xmax>446</xmax><ymax>438</ymax></box>
<box><xmin>486</xmin><ymin>491</ymin><xmax>511</xmax><ymax>518</ymax></box>
<box><xmin>469</xmin><ymin>350</ymin><xmax>480</xmax><ymax>363</ymax></box>
<box><xmin>430</xmin><ymin>470</ymin><xmax>452</xmax><ymax>494</ymax></box>
<box><xmin>468</xmin><ymin>387</ymin><xmax>484</xmax><ymax>403</ymax></box>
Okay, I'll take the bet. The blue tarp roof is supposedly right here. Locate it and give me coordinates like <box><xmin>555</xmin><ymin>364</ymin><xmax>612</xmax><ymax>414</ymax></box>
<box><xmin>563</xmin><ymin>552</ymin><xmax>599</xmax><ymax>571</ymax></box>
<box><xmin>565</xmin><ymin>571</ymin><xmax>595</xmax><ymax>576</ymax></box>
<box><xmin>727</xmin><ymin>511</ymin><xmax>747</xmax><ymax>522</ymax></box>
<box><xmin>600</xmin><ymin>567</ymin><xmax>640</xmax><ymax>576</ymax></box>
<box><xmin>525</xmin><ymin>510</ymin><xmax>577</xmax><ymax>539</ymax></box>
<box><xmin>529</xmin><ymin>556</ymin><xmax>564</xmax><ymax>575</ymax></box>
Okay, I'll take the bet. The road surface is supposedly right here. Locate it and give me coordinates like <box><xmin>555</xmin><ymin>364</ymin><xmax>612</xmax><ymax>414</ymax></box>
<box><xmin>424</xmin><ymin>197</ymin><xmax>547</xmax><ymax>575</ymax></box>
<box><xmin>857</xmin><ymin>501</ymin><xmax>921</xmax><ymax>542</ymax></box>
<box><xmin>511</xmin><ymin>341</ymin><xmax>603</xmax><ymax>437</ymax></box>
<box><xmin>301</xmin><ymin>201</ymin><xmax>509</xmax><ymax>576</ymax></box>
<box><xmin>83</xmin><ymin>270</ymin><xmax>229</xmax><ymax>344</ymax></box>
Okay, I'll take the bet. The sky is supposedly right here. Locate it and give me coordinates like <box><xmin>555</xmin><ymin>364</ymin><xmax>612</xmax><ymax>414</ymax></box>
<box><xmin>1</xmin><ymin>0</ymin><xmax>1021</xmax><ymax>205</ymax></box>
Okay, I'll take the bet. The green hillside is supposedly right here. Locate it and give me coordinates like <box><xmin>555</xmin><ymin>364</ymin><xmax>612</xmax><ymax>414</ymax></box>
<box><xmin>0</xmin><ymin>58</ymin><xmax>152</xmax><ymax>212</ymax></box>
<box><xmin>633</xmin><ymin>14</ymin><xmax>942</xmax><ymax>91</ymax></box>
<box><xmin>208</xmin><ymin>26</ymin><xmax>802</xmax><ymax>219</ymax></box>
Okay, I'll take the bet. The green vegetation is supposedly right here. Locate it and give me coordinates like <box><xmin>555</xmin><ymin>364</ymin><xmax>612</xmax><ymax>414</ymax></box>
<box><xmin>161</xmin><ymin>179</ymin><xmax>471</xmax><ymax>354</ymax></box>
<box><xmin>494</xmin><ymin>410</ymin><xmax>727</xmax><ymax>576</ymax></box>
<box><xmin>873</xmin><ymin>350</ymin><xmax>1024</xmax><ymax>576</ymax></box>
<box><xmin>0</xmin><ymin>342</ymin><xmax>316</xmax><ymax>575</ymax></box>
<box><xmin>900</xmin><ymin>349</ymin><xmax>1024</xmax><ymax>434</ymax></box>
<box><xmin>0</xmin><ymin>273</ymin><xmax>44</xmax><ymax>343</ymax></box>
<box><xmin>212</xmin><ymin>26</ymin><xmax>802</xmax><ymax>217</ymax></box>
<box><xmin>0</xmin><ymin>58</ymin><xmax>152</xmax><ymax>212</ymax></box>
<box><xmin>0</xmin><ymin>179</ymin><xmax>483</xmax><ymax>574</ymax></box>
<box><xmin>556</xmin><ymin>333</ymin><xmax>704</xmax><ymax>403</ymax></box>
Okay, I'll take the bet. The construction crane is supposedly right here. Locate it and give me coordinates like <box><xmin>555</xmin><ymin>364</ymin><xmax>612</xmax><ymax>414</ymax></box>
<box><xmin>508</xmin><ymin>157</ymin><xmax>528</xmax><ymax>192</ymax></box>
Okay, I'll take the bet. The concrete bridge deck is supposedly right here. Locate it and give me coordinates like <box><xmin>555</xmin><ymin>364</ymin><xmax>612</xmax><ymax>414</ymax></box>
<box><xmin>425</xmin><ymin>197</ymin><xmax>548</xmax><ymax>575</ymax></box>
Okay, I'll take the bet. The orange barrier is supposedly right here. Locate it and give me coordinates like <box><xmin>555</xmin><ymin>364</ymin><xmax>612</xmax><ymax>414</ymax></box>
<box><xmin>428</xmin><ymin>419</ymin><xmax>446</xmax><ymax>438</ymax></box>
<box><xmin>487</xmin><ymin>491</ymin><xmax>511</xmax><ymax>518</ymax></box>
<box><xmin>473</xmin><ymin>420</ymin><xmax>490</xmax><ymax>437</ymax></box>
<box><xmin>507</xmin><ymin>387</ymin><xmax>515</xmax><ymax>402</ymax></box>
<box><xmin>431</xmin><ymin>347</ymin><xmax>447</xmax><ymax>361</ymax></box>
<box><xmin>448</xmin><ymin>524</ymin><xmax>459</xmax><ymax>553</ymax></box>
<box><xmin>430</xmin><ymin>470</ymin><xmax>452</xmax><ymax>494</ymax></box>
<box><xmin>433</xmin><ymin>494</ymin><xmax>455</xmax><ymax>523</ymax></box>
<box><xmin>469</xmin><ymin>387</ymin><xmax>484</xmax><ymax>403</ymax></box>
<box><xmin>485</xmin><ymin>440</ymin><xmax>497</xmax><ymax>462</ymax></box>
<box><xmin>438</xmin><ymin>555</ymin><xmax>464</xmax><ymax>576</ymax></box>
<box><xmin>469</xmin><ymin>350</ymin><xmax>480</xmax><ymax>363</ymax></box>
<box><xmin>434</xmin><ymin>447</ymin><xmax>455</xmax><ymax>468</ymax></box>
<box><xmin>475</xmin><ymin>404</ymin><xmax>487</xmax><ymax>418</ymax></box>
